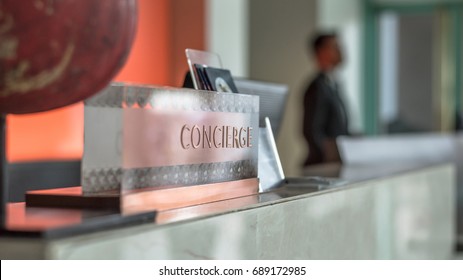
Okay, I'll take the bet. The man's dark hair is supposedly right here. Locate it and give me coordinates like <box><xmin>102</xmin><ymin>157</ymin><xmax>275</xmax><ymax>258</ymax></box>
<box><xmin>311</xmin><ymin>33</ymin><xmax>337</xmax><ymax>54</ymax></box>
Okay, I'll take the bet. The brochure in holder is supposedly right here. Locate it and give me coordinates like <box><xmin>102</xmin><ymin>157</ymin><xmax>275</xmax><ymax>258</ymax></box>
<box><xmin>26</xmin><ymin>83</ymin><xmax>260</xmax><ymax>214</ymax></box>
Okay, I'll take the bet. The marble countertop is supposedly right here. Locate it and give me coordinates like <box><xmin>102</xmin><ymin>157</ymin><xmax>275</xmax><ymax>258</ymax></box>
<box><xmin>302</xmin><ymin>160</ymin><xmax>453</xmax><ymax>183</ymax></box>
<box><xmin>1</xmin><ymin>160</ymin><xmax>453</xmax><ymax>240</ymax></box>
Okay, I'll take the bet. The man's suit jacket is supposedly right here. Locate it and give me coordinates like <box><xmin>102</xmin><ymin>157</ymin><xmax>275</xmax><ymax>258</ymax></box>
<box><xmin>303</xmin><ymin>72</ymin><xmax>349</xmax><ymax>166</ymax></box>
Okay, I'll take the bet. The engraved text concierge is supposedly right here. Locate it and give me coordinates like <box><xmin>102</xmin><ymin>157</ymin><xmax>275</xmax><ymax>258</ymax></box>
<box><xmin>180</xmin><ymin>125</ymin><xmax>253</xmax><ymax>149</ymax></box>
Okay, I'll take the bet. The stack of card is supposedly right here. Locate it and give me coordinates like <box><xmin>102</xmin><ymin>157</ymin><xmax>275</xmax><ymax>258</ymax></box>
<box><xmin>194</xmin><ymin>64</ymin><xmax>239</xmax><ymax>93</ymax></box>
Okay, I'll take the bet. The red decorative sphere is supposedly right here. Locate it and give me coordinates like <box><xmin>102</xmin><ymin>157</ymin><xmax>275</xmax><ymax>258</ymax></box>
<box><xmin>0</xmin><ymin>0</ymin><xmax>137</xmax><ymax>114</ymax></box>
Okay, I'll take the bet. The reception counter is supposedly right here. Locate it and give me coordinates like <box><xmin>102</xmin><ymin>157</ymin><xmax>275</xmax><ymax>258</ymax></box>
<box><xmin>0</xmin><ymin>162</ymin><xmax>456</xmax><ymax>259</ymax></box>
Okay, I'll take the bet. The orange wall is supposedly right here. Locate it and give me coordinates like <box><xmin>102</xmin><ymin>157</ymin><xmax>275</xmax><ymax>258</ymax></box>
<box><xmin>115</xmin><ymin>0</ymin><xmax>171</xmax><ymax>85</ymax></box>
<box><xmin>7</xmin><ymin>0</ymin><xmax>205</xmax><ymax>163</ymax></box>
<box><xmin>170</xmin><ymin>0</ymin><xmax>205</xmax><ymax>87</ymax></box>
<box><xmin>7</xmin><ymin>104</ymin><xmax>84</xmax><ymax>162</ymax></box>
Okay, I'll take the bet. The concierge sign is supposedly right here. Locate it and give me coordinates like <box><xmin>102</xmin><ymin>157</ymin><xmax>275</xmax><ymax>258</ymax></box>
<box><xmin>82</xmin><ymin>83</ymin><xmax>259</xmax><ymax>194</ymax></box>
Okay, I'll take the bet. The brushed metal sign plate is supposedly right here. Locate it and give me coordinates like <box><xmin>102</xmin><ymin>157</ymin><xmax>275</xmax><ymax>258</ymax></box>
<box><xmin>82</xmin><ymin>83</ymin><xmax>259</xmax><ymax>194</ymax></box>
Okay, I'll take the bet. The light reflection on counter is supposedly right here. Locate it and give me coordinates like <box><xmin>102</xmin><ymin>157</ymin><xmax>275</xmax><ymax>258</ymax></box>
<box><xmin>4</xmin><ymin>183</ymin><xmax>324</xmax><ymax>237</ymax></box>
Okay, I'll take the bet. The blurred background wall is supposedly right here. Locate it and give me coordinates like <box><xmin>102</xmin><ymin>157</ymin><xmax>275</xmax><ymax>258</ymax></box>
<box><xmin>247</xmin><ymin>0</ymin><xmax>316</xmax><ymax>176</ymax></box>
<box><xmin>6</xmin><ymin>0</ymin><xmax>463</xmax><ymax>177</ymax></box>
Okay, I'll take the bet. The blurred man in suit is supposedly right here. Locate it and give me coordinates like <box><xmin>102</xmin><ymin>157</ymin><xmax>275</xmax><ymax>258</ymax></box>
<box><xmin>303</xmin><ymin>33</ymin><xmax>349</xmax><ymax>166</ymax></box>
